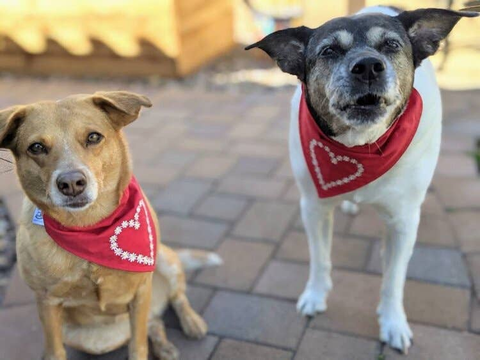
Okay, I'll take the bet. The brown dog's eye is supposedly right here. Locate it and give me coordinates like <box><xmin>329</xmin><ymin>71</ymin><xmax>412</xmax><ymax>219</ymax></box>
<box><xmin>86</xmin><ymin>132</ymin><xmax>103</xmax><ymax>146</ymax></box>
<box><xmin>28</xmin><ymin>142</ymin><xmax>47</xmax><ymax>155</ymax></box>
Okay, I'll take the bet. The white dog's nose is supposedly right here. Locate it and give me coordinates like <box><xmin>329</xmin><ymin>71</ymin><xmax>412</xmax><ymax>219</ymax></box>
<box><xmin>351</xmin><ymin>57</ymin><xmax>385</xmax><ymax>83</ymax></box>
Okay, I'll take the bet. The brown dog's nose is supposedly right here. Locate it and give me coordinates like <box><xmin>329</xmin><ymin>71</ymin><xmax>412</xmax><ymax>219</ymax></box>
<box><xmin>351</xmin><ymin>57</ymin><xmax>385</xmax><ymax>83</ymax></box>
<box><xmin>56</xmin><ymin>171</ymin><xmax>87</xmax><ymax>197</ymax></box>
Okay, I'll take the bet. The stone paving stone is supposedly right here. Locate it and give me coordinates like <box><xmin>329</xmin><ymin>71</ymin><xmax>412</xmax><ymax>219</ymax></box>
<box><xmin>3</xmin><ymin>190</ymin><xmax>24</xmax><ymax>225</ymax></box>
<box><xmin>165</xmin><ymin>328</ymin><xmax>219</xmax><ymax>360</ymax></box>
<box><xmin>193</xmin><ymin>194</ymin><xmax>248</xmax><ymax>221</ymax></box>
<box><xmin>157</xmin><ymin>149</ymin><xmax>198</xmax><ymax>168</ymax></box>
<box><xmin>349</xmin><ymin>205</ymin><xmax>385</xmax><ymax>239</ymax></box>
<box><xmin>435</xmin><ymin>153</ymin><xmax>478</xmax><ymax>178</ymax></box>
<box><xmin>186</xmin><ymin>155</ymin><xmax>237</xmax><ymax>179</ymax></box>
<box><xmin>133</xmin><ymin>164</ymin><xmax>180</xmax><ymax>187</ymax></box>
<box><xmin>449</xmin><ymin>211</ymin><xmax>480</xmax><ymax>252</ymax></box>
<box><xmin>229</xmin><ymin>142</ymin><xmax>287</xmax><ymax>159</ymax></box>
<box><xmin>382</xmin><ymin>324</ymin><xmax>480</xmax><ymax>360</ymax></box>
<box><xmin>203</xmin><ymin>291</ymin><xmax>307</xmax><ymax>349</ymax></box>
<box><xmin>187</xmin><ymin>123</ymin><xmax>231</xmax><ymax>139</ymax></box>
<box><xmin>276</xmin><ymin>232</ymin><xmax>371</xmax><ymax>270</ymax></box>
<box><xmin>404</xmin><ymin>280</ymin><xmax>470</xmax><ymax>331</ymax></box>
<box><xmin>176</xmin><ymin>137</ymin><xmax>227</xmax><ymax>153</ymax></box>
<box><xmin>229</xmin><ymin>157</ymin><xmax>279</xmax><ymax>177</ymax></box>
<box><xmin>466</xmin><ymin>254</ymin><xmax>480</xmax><ymax>301</ymax></box>
<box><xmin>232</xmin><ymin>201</ymin><xmax>297</xmax><ymax>242</ymax></box>
<box><xmin>433</xmin><ymin>177</ymin><xmax>480</xmax><ymax>209</ymax></box>
<box><xmin>274</xmin><ymin>160</ymin><xmax>294</xmax><ymax>179</ymax></box>
<box><xmin>254</xmin><ymin>261</ymin><xmax>307</xmax><ymax>300</ymax></box>
<box><xmin>211</xmin><ymin>339</ymin><xmax>292</xmax><ymax>360</ymax></box>
<box><xmin>283</xmin><ymin>182</ymin><xmax>300</xmax><ymax>202</ymax></box>
<box><xmin>0</xmin><ymin>304</ymin><xmax>43</xmax><ymax>360</ymax></box>
<box><xmin>229</xmin><ymin>122</ymin><xmax>268</xmax><ymax>139</ymax></box>
<box><xmin>294</xmin><ymin>329</ymin><xmax>378</xmax><ymax>360</ymax></box>
<box><xmin>154</xmin><ymin>178</ymin><xmax>212</xmax><ymax>215</ymax></box>
<box><xmin>472</xmin><ymin>299</ymin><xmax>480</xmax><ymax>333</ymax></box>
<box><xmin>195</xmin><ymin>239</ymin><xmax>274</xmax><ymax>291</ymax></box>
<box><xmin>306</xmin><ymin>270</ymin><xmax>470</xmax><ymax>338</ymax></box>
<box><xmin>367</xmin><ymin>242</ymin><xmax>471</xmax><ymax>287</ymax></box>
<box><xmin>441</xmin><ymin>133</ymin><xmax>476</xmax><ymax>153</ymax></box>
<box><xmin>421</xmin><ymin>191</ymin><xmax>445</xmax><ymax>216</ymax></box>
<box><xmin>217</xmin><ymin>176</ymin><xmax>288</xmax><ymax>199</ymax></box>
<box><xmin>416</xmin><ymin>214</ymin><xmax>457</xmax><ymax>247</ymax></box>
<box><xmin>3</xmin><ymin>264</ymin><xmax>35</xmax><ymax>307</ymax></box>
<box><xmin>160</xmin><ymin>215</ymin><xmax>228</xmax><ymax>250</ymax></box>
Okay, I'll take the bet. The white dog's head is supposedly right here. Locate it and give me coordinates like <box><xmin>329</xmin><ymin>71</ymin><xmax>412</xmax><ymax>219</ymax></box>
<box><xmin>247</xmin><ymin>8</ymin><xmax>477</xmax><ymax>146</ymax></box>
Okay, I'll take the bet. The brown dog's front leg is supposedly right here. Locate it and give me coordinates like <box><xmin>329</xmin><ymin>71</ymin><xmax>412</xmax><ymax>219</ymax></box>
<box><xmin>128</xmin><ymin>275</ymin><xmax>152</xmax><ymax>360</ymax></box>
<box><xmin>37</xmin><ymin>299</ymin><xmax>66</xmax><ymax>360</ymax></box>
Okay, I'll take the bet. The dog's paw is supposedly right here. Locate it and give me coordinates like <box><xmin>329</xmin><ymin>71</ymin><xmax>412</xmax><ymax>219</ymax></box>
<box><xmin>180</xmin><ymin>310</ymin><xmax>208</xmax><ymax>339</ymax></box>
<box><xmin>156</xmin><ymin>341</ymin><xmax>179</xmax><ymax>360</ymax></box>
<box><xmin>378</xmin><ymin>310</ymin><xmax>413</xmax><ymax>354</ymax></box>
<box><xmin>340</xmin><ymin>200</ymin><xmax>359</xmax><ymax>215</ymax></box>
<box><xmin>296</xmin><ymin>287</ymin><xmax>328</xmax><ymax>316</ymax></box>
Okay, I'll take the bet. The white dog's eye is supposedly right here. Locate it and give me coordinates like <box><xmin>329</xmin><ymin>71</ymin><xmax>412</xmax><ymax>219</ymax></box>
<box><xmin>384</xmin><ymin>39</ymin><xmax>401</xmax><ymax>50</ymax></box>
<box><xmin>319</xmin><ymin>46</ymin><xmax>336</xmax><ymax>57</ymax></box>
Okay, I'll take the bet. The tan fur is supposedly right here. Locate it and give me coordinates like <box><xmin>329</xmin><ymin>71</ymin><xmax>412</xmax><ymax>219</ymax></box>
<box><xmin>1</xmin><ymin>92</ymin><xmax>209</xmax><ymax>360</ymax></box>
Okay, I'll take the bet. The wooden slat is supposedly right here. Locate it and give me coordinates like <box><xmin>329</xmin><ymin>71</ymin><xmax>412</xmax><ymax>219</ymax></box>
<box><xmin>177</xmin><ymin>8</ymin><xmax>234</xmax><ymax>75</ymax></box>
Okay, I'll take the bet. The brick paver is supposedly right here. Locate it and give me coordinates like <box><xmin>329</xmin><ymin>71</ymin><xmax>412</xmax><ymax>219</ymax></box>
<box><xmin>0</xmin><ymin>77</ymin><xmax>479</xmax><ymax>360</ymax></box>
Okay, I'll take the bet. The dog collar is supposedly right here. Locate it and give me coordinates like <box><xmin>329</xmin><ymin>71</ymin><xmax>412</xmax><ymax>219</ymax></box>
<box><xmin>299</xmin><ymin>87</ymin><xmax>423</xmax><ymax>198</ymax></box>
<box><xmin>36</xmin><ymin>176</ymin><xmax>157</xmax><ymax>272</ymax></box>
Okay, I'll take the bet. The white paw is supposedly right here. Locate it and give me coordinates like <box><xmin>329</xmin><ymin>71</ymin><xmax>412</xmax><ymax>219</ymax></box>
<box><xmin>340</xmin><ymin>201</ymin><xmax>359</xmax><ymax>215</ymax></box>
<box><xmin>378</xmin><ymin>310</ymin><xmax>413</xmax><ymax>354</ymax></box>
<box><xmin>296</xmin><ymin>287</ymin><xmax>328</xmax><ymax>316</ymax></box>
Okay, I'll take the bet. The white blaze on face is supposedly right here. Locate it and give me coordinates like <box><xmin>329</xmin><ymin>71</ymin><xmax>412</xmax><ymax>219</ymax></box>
<box><xmin>48</xmin><ymin>139</ymin><xmax>98</xmax><ymax>210</ymax></box>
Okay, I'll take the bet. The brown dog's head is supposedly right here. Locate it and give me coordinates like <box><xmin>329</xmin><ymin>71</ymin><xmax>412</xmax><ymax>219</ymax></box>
<box><xmin>0</xmin><ymin>91</ymin><xmax>151</xmax><ymax>215</ymax></box>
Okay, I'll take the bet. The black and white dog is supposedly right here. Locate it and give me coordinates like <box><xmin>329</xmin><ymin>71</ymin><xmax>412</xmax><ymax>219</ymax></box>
<box><xmin>247</xmin><ymin>6</ymin><xmax>477</xmax><ymax>354</ymax></box>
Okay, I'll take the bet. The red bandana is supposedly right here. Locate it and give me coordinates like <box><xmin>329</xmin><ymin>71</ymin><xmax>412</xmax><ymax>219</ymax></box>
<box><xmin>42</xmin><ymin>177</ymin><xmax>157</xmax><ymax>272</ymax></box>
<box><xmin>299</xmin><ymin>87</ymin><xmax>422</xmax><ymax>198</ymax></box>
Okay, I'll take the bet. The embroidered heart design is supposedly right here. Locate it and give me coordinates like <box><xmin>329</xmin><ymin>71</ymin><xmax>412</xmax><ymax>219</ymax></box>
<box><xmin>309</xmin><ymin>139</ymin><xmax>364</xmax><ymax>191</ymax></box>
<box><xmin>109</xmin><ymin>199</ymin><xmax>155</xmax><ymax>266</ymax></box>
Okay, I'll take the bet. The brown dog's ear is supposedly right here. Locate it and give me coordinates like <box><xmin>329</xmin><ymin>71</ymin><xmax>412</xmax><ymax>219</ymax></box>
<box><xmin>92</xmin><ymin>91</ymin><xmax>152</xmax><ymax>129</ymax></box>
<box><xmin>397</xmin><ymin>8</ymin><xmax>478</xmax><ymax>67</ymax></box>
<box><xmin>245</xmin><ymin>26</ymin><xmax>313</xmax><ymax>82</ymax></box>
<box><xmin>0</xmin><ymin>106</ymin><xmax>27</xmax><ymax>150</ymax></box>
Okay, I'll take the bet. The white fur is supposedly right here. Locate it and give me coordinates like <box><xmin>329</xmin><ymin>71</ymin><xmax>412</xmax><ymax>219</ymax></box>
<box><xmin>290</xmin><ymin>7</ymin><xmax>441</xmax><ymax>354</ymax></box>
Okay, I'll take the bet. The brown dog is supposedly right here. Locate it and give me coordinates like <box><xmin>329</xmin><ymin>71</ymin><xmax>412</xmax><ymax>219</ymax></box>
<box><xmin>0</xmin><ymin>91</ymin><xmax>221</xmax><ymax>360</ymax></box>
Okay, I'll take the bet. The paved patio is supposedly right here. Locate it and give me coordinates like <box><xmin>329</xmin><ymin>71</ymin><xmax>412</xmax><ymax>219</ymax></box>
<box><xmin>0</xmin><ymin>76</ymin><xmax>479</xmax><ymax>359</ymax></box>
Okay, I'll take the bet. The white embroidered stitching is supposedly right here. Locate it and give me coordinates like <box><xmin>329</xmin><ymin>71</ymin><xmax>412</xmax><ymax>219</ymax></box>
<box><xmin>309</xmin><ymin>139</ymin><xmax>364</xmax><ymax>191</ymax></box>
<box><xmin>109</xmin><ymin>199</ymin><xmax>155</xmax><ymax>266</ymax></box>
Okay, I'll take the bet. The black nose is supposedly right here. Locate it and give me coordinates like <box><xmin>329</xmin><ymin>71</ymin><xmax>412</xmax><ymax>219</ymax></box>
<box><xmin>350</xmin><ymin>57</ymin><xmax>385</xmax><ymax>83</ymax></box>
<box><xmin>56</xmin><ymin>171</ymin><xmax>87</xmax><ymax>197</ymax></box>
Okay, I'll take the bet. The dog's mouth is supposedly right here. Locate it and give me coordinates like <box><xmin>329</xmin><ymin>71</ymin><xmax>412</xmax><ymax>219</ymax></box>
<box><xmin>340</xmin><ymin>93</ymin><xmax>387</xmax><ymax>111</ymax></box>
<box><xmin>62</xmin><ymin>198</ymin><xmax>92</xmax><ymax>210</ymax></box>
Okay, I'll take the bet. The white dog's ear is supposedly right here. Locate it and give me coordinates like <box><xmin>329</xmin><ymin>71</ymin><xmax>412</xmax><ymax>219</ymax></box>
<box><xmin>92</xmin><ymin>91</ymin><xmax>152</xmax><ymax>129</ymax></box>
<box><xmin>245</xmin><ymin>26</ymin><xmax>313</xmax><ymax>82</ymax></box>
<box><xmin>0</xmin><ymin>106</ymin><xmax>27</xmax><ymax>150</ymax></box>
<box><xmin>397</xmin><ymin>8</ymin><xmax>478</xmax><ymax>67</ymax></box>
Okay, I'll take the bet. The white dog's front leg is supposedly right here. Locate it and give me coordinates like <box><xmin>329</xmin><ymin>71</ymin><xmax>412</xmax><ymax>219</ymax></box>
<box><xmin>297</xmin><ymin>196</ymin><xmax>335</xmax><ymax>316</ymax></box>
<box><xmin>377</xmin><ymin>208</ymin><xmax>420</xmax><ymax>354</ymax></box>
